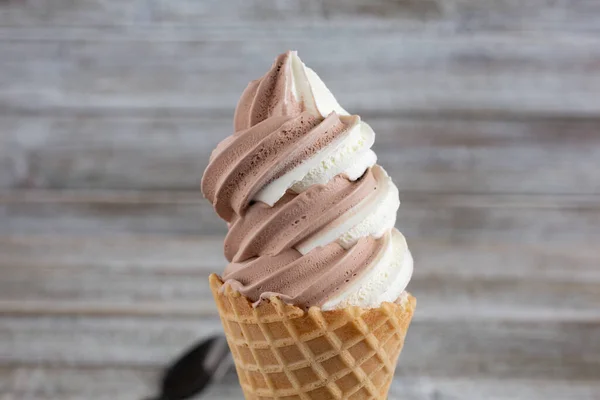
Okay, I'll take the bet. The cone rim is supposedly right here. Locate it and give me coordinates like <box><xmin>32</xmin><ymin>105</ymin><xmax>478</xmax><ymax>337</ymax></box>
<box><xmin>209</xmin><ymin>273</ymin><xmax>416</xmax><ymax>317</ymax></box>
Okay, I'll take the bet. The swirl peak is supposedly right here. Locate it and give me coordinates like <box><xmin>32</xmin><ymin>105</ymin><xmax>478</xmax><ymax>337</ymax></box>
<box><xmin>234</xmin><ymin>51</ymin><xmax>348</xmax><ymax>132</ymax></box>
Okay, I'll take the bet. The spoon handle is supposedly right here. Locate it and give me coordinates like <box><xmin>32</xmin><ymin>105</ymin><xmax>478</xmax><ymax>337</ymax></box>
<box><xmin>147</xmin><ymin>335</ymin><xmax>232</xmax><ymax>400</ymax></box>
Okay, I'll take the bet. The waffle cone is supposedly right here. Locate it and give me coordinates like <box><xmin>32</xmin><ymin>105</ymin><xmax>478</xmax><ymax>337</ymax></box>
<box><xmin>209</xmin><ymin>274</ymin><xmax>416</xmax><ymax>400</ymax></box>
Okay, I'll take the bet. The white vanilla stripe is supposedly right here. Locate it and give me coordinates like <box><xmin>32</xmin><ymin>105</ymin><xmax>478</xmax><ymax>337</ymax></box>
<box><xmin>322</xmin><ymin>229</ymin><xmax>412</xmax><ymax>310</ymax></box>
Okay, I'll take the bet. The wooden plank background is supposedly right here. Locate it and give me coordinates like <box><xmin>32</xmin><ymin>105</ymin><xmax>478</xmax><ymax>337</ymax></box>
<box><xmin>1</xmin><ymin>1</ymin><xmax>599</xmax><ymax>399</ymax></box>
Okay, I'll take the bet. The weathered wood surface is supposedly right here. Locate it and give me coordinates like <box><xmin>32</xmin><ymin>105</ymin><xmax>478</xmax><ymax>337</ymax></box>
<box><xmin>4</xmin><ymin>312</ymin><xmax>598</xmax><ymax>377</ymax></box>
<box><xmin>3</xmin><ymin>369</ymin><xmax>599</xmax><ymax>400</ymax></box>
<box><xmin>1</xmin><ymin>194</ymin><xmax>599</xmax><ymax>397</ymax></box>
<box><xmin>1</xmin><ymin>312</ymin><xmax>599</xmax><ymax>381</ymax></box>
<box><xmin>1</xmin><ymin>231</ymin><xmax>599</xmax><ymax>320</ymax></box>
<box><xmin>2</xmin><ymin>32</ymin><xmax>600</xmax><ymax>117</ymax></box>
<box><xmin>2</xmin><ymin>0</ymin><xmax>600</xmax><ymax>118</ymax></box>
<box><xmin>2</xmin><ymin>0</ymin><xmax>600</xmax><ymax>399</ymax></box>
<box><xmin>3</xmin><ymin>191</ymin><xmax>600</xmax><ymax>244</ymax></box>
<box><xmin>2</xmin><ymin>116</ymin><xmax>600</xmax><ymax>192</ymax></box>
<box><xmin>2</xmin><ymin>0</ymin><xmax>600</xmax><ymax>32</ymax></box>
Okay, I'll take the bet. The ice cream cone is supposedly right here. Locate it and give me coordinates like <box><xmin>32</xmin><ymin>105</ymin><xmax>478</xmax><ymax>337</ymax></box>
<box><xmin>210</xmin><ymin>274</ymin><xmax>416</xmax><ymax>400</ymax></box>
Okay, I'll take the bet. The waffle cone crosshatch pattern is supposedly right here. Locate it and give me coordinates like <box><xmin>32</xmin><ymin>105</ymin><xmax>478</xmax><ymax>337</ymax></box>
<box><xmin>210</xmin><ymin>274</ymin><xmax>416</xmax><ymax>399</ymax></box>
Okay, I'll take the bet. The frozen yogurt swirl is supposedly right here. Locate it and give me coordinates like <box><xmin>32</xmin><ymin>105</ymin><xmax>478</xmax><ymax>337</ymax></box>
<box><xmin>202</xmin><ymin>51</ymin><xmax>413</xmax><ymax>310</ymax></box>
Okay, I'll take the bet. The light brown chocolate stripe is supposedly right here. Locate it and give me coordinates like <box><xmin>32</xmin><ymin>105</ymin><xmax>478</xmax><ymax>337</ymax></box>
<box><xmin>203</xmin><ymin>111</ymin><xmax>355</xmax><ymax>221</ymax></box>
<box><xmin>224</xmin><ymin>168</ymin><xmax>379</xmax><ymax>263</ymax></box>
<box><xmin>234</xmin><ymin>52</ymin><xmax>302</xmax><ymax>132</ymax></box>
<box><xmin>201</xmin><ymin>115</ymin><xmax>291</xmax><ymax>209</ymax></box>
<box><xmin>223</xmin><ymin>234</ymin><xmax>388</xmax><ymax>309</ymax></box>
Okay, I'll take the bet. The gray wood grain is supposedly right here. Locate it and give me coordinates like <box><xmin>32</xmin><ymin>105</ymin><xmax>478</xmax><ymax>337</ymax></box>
<box><xmin>2</xmin><ymin>116</ymin><xmax>600</xmax><ymax>192</ymax></box>
<box><xmin>321</xmin><ymin>0</ymin><xmax>600</xmax><ymax>34</ymax></box>
<box><xmin>2</xmin><ymin>0</ymin><xmax>600</xmax><ymax>33</ymax></box>
<box><xmin>1</xmin><ymin>30</ymin><xmax>600</xmax><ymax>117</ymax></box>
<box><xmin>2</xmin><ymin>1</ymin><xmax>599</xmax><ymax>398</ymax></box>
<box><xmin>1</xmin><ymin>234</ymin><xmax>599</xmax><ymax>320</ymax></box>
<box><xmin>1</xmin><ymin>315</ymin><xmax>598</xmax><ymax>381</ymax></box>
<box><xmin>2</xmin><ymin>367</ymin><xmax>599</xmax><ymax>400</ymax></box>
<box><xmin>2</xmin><ymin>229</ymin><xmax>598</xmax><ymax>283</ymax></box>
<box><xmin>3</xmin><ymin>191</ymin><xmax>599</xmax><ymax>244</ymax></box>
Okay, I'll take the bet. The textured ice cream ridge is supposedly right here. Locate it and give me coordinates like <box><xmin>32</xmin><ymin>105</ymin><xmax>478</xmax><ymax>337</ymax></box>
<box><xmin>322</xmin><ymin>229</ymin><xmax>413</xmax><ymax>310</ymax></box>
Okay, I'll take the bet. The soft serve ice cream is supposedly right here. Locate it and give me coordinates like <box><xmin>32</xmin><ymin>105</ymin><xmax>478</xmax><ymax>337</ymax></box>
<box><xmin>202</xmin><ymin>51</ymin><xmax>413</xmax><ymax>311</ymax></box>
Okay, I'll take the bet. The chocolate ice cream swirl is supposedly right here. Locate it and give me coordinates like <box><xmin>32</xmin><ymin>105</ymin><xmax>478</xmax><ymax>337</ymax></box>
<box><xmin>203</xmin><ymin>112</ymin><xmax>356</xmax><ymax>223</ymax></box>
<box><xmin>202</xmin><ymin>51</ymin><xmax>412</xmax><ymax>310</ymax></box>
